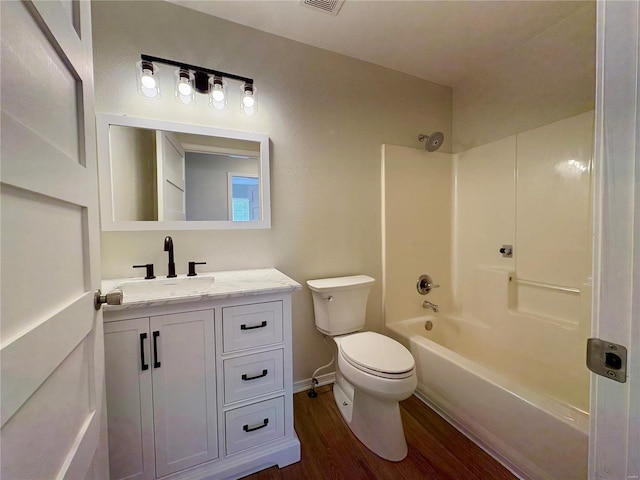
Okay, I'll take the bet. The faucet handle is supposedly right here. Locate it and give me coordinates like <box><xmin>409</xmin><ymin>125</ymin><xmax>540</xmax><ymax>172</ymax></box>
<box><xmin>417</xmin><ymin>274</ymin><xmax>439</xmax><ymax>295</ymax></box>
<box><xmin>133</xmin><ymin>264</ymin><xmax>156</xmax><ymax>279</ymax></box>
<box><xmin>187</xmin><ymin>261</ymin><xmax>206</xmax><ymax>277</ymax></box>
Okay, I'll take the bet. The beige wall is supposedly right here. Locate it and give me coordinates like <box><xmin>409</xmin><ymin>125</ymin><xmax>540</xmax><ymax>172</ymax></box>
<box><xmin>452</xmin><ymin>3</ymin><xmax>595</xmax><ymax>152</ymax></box>
<box><xmin>110</xmin><ymin>125</ymin><xmax>157</xmax><ymax>221</ymax></box>
<box><xmin>91</xmin><ymin>0</ymin><xmax>452</xmax><ymax>382</ymax></box>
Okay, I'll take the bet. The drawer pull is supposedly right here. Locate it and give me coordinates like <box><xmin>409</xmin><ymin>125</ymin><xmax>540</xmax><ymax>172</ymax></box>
<box><xmin>243</xmin><ymin>418</ymin><xmax>269</xmax><ymax>433</ymax></box>
<box><xmin>241</xmin><ymin>369</ymin><xmax>268</xmax><ymax>381</ymax></box>
<box><xmin>240</xmin><ymin>321</ymin><xmax>267</xmax><ymax>331</ymax></box>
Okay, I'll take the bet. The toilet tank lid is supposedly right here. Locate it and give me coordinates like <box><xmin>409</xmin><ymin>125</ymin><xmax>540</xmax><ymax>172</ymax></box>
<box><xmin>307</xmin><ymin>275</ymin><xmax>375</xmax><ymax>292</ymax></box>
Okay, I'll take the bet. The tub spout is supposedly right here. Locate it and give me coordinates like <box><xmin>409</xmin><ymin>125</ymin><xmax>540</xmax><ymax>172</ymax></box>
<box><xmin>422</xmin><ymin>300</ymin><xmax>439</xmax><ymax>313</ymax></box>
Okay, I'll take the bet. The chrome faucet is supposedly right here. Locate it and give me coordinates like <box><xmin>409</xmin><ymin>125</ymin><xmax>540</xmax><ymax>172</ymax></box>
<box><xmin>164</xmin><ymin>236</ymin><xmax>176</xmax><ymax>278</ymax></box>
<box><xmin>422</xmin><ymin>300</ymin><xmax>439</xmax><ymax>313</ymax></box>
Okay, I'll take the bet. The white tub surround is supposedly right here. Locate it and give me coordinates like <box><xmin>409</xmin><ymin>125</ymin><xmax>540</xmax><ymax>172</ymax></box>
<box><xmin>382</xmin><ymin>112</ymin><xmax>594</xmax><ymax>479</ymax></box>
<box><xmin>102</xmin><ymin>268</ymin><xmax>301</xmax><ymax>480</ymax></box>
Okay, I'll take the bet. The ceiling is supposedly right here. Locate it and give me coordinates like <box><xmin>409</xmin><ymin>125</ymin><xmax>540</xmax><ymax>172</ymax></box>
<box><xmin>167</xmin><ymin>0</ymin><xmax>589</xmax><ymax>87</ymax></box>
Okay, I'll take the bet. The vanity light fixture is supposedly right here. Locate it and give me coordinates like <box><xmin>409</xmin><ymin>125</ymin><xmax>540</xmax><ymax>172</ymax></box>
<box><xmin>137</xmin><ymin>54</ymin><xmax>256</xmax><ymax>114</ymax></box>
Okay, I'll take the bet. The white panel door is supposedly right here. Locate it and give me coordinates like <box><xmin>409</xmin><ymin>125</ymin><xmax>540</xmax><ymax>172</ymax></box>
<box><xmin>156</xmin><ymin>131</ymin><xmax>186</xmax><ymax>221</ymax></box>
<box><xmin>589</xmin><ymin>1</ymin><xmax>640</xmax><ymax>478</ymax></box>
<box><xmin>0</xmin><ymin>1</ymin><xmax>105</xmax><ymax>479</ymax></box>
<box><xmin>151</xmin><ymin>310</ymin><xmax>217</xmax><ymax>477</ymax></box>
<box><xmin>104</xmin><ymin>319</ymin><xmax>155</xmax><ymax>480</ymax></box>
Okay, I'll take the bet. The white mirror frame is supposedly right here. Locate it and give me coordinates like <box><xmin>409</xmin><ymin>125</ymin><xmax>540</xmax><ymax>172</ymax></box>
<box><xmin>96</xmin><ymin>113</ymin><xmax>271</xmax><ymax>231</ymax></box>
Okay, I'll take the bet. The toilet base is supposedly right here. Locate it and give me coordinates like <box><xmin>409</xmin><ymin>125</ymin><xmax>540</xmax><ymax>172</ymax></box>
<box><xmin>333</xmin><ymin>376</ymin><xmax>409</xmax><ymax>462</ymax></box>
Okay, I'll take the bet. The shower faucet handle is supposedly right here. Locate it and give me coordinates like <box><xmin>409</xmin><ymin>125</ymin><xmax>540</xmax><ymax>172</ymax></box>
<box><xmin>417</xmin><ymin>274</ymin><xmax>439</xmax><ymax>295</ymax></box>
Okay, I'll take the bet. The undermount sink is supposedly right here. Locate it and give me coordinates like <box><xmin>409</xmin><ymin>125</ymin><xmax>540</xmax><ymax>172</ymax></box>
<box><xmin>113</xmin><ymin>275</ymin><xmax>216</xmax><ymax>300</ymax></box>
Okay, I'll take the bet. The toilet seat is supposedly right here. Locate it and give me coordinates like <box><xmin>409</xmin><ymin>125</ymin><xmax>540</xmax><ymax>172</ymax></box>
<box><xmin>339</xmin><ymin>332</ymin><xmax>415</xmax><ymax>379</ymax></box>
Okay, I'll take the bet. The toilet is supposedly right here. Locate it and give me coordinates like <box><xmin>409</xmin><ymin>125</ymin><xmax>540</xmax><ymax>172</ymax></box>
<box><xmin>307</xmin><ymin>275</ymin><xmax>417</xmax><ymax>461</ymax></box>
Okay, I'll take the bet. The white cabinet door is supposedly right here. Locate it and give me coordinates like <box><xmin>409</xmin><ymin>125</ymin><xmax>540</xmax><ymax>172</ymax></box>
<box><xmin>151</xmin><ymin>310</ymin><xmax>217</xmax><ymax>477</ymax></box>
<box><xmin>104</xmin><ymin>319</ymin><xmax>155</xmax><ymax>480</ymax></box>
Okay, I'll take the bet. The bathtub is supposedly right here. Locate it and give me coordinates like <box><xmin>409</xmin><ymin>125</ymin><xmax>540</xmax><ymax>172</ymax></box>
<box><xmin>386</xmin><ymin>316</ymin><xmax>589</xmax><ymax>480</ymax></box>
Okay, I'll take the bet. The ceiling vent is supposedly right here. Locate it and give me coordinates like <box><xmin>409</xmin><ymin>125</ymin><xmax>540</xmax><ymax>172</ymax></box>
<box><xmin>300</xmin><ymin>0</ymin><xmax>345</xmax><ymax>16</ymax></box>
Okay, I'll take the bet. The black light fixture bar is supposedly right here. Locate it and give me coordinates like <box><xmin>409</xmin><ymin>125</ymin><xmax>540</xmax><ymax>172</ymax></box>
<box><xmin>141</xmin><ymin>54</ymin><xmax>253</xmax><ymax>93</ymax></box>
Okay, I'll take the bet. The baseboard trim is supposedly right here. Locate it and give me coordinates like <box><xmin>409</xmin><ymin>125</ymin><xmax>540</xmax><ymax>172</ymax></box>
<box><xmin>293</xmin><ymin>372</ymin><xmax>336</xmax><ymax>394</ymax></box>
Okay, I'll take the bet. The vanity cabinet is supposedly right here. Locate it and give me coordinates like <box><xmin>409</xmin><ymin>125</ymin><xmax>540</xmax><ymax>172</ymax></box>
<box><xmin>103</xmin><ymin>276</ymin><xmax>300</xmax><ymax>480</ymax></box>
<box><xmin>104</xmin><ymin>310</ymin><xmax>217</xmax><ymax>480</ymax></box>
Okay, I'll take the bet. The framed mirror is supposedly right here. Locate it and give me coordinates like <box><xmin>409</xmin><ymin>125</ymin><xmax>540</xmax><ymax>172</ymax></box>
<box><xmin>96</xmin><ymin>113</ymin><xmax>270</xmax><ymax>231</ymax></box>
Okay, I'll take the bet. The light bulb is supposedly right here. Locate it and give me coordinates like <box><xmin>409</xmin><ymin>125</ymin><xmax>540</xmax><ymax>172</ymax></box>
<box><xmin>243</xmin><ymin>92</ymin><xmax>255</xmax><ymax>108</ymax></box>
<box><xmin>178</xmin><ymin>79</ymin><xmax>192</xmax><ymax>96</ymax></box>
<box><xmin>212</xmin><ymin>87</ymin><xmax>225</xmax><ymax>102</ymax></box>
<box><xmin>141</xmin><ymin>70</ymin><xmax>156</xmax><ymax>89</ymax></box>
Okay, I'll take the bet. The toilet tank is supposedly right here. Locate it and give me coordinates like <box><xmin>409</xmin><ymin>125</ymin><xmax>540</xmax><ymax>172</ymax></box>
<box><xmin>307</xmin><ymin>275</ymin><xmax>375</xmax><ymax>336</ymax></box>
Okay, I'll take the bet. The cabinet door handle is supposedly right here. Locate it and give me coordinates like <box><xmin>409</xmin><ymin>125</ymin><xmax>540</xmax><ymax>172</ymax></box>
<box><xmin>243</xmin><ymin>418</ymin><xmax>269</xmax><ymax>433</ymax></box>
<box><xmin>240</xmin><ymin>321</ymin><xmax>267</xmax><ymax>331</ymax></box>
<box><xmin>140</xmin><ymin>333</ymin><xmax>149</xmax><ymax>371</ymax></box>
<box><xmin>153</xmin><ymin>331</ymin><xmax>161</xmax><ymax>368</ymax></box>
<box><xmin>241</xmin><ymin>369</ymin><xmax>268</xmax><ymax>381</ymax></box>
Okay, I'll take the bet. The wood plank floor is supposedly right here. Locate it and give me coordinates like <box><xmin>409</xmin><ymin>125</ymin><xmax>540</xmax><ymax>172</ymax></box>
<box><xmin>242</xmin><ymin>385</ymin><xmax>516</xmax><ymax>479</ymax></box>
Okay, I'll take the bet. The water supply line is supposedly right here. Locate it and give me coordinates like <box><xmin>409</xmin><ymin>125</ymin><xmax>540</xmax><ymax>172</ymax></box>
<box><xmin>308</xmin><ymin>335</ymin><xmax>335</xmax><ymax>398</ymax></box>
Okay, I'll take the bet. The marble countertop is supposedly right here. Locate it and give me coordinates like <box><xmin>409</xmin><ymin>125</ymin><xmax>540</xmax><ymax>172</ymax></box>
<box><xmin>102</xmin><ymin>268</ymin><xmax>302</xmax><ymax>311</ymax></box>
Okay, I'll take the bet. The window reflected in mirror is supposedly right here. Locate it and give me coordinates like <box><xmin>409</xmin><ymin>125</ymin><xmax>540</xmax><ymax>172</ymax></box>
<box><xmin>229</xmin><ymin>174</ymin><xmax>259</xmax><ymax>221</ymax></box>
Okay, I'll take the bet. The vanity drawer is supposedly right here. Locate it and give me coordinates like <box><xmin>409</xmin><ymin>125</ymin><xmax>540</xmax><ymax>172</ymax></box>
<box><xmin>222</xmin><ymin>301</ymin><xmax>283</xmax><ymax>352</ymax></box>
<box><xmin>224</xmin><ymin>397</ymin><xmax>285</xmax><ymax>455</ymax></box>
<box><xmin>224</xmin><ymin>349</ymin><xmax>284</xmax><ymax>404</ymax></box>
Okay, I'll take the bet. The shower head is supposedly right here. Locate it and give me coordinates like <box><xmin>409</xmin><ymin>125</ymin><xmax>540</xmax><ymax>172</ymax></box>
<box><xmin>418</xmin><ymin>132</ymin><xmax>445</xmax><ymax>152</ymax></box>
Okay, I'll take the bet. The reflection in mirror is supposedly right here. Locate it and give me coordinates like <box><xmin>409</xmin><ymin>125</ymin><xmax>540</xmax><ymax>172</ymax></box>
<box><xmin>97</xmin><ymin>114</ymin><xmax>270</xmax><ymax>231</ymax></box>
<box><xmin>110</xmin><ymin>126</ymin><xmax>259</xmax><ymax>221</ymax></box>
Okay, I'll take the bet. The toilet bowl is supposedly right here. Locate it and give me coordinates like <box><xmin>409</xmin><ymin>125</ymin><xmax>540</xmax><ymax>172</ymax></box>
<box><xmin>307</xmin><ymin>276</ymin><xmax>417</xmax><ymax>461</ymax></box>
<box><xmin>332</xmin><ymin>332</ymin><xmax>417</xmax><ymax>461</ymax></box>
<box><xmin>336</xmin><ymin>332</ymin><xmax>417</xmax><ymax>399</ymax></box>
